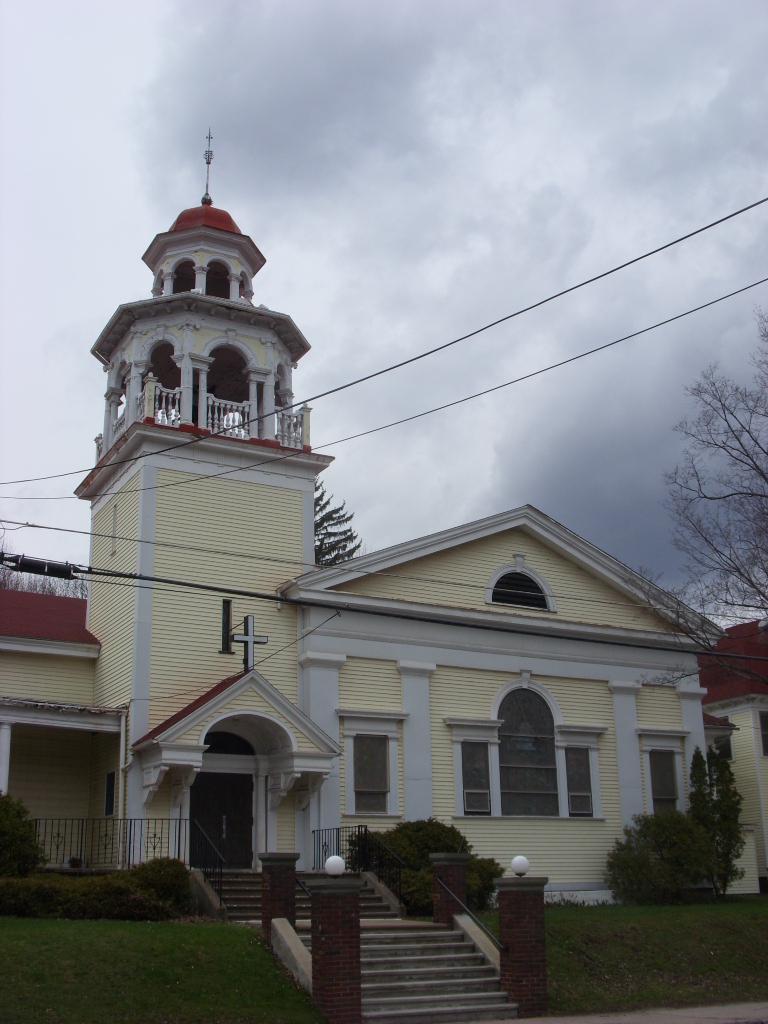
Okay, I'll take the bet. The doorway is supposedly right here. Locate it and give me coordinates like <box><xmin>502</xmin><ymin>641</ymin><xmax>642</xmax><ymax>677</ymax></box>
<box><xmin>189</xmin><ymin>772</ymin><xmax>254</xmax><ymax>868</ymax></box>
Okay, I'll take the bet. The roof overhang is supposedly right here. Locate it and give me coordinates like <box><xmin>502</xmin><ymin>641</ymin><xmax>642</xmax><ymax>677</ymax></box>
<box><xmin>90</xmin><ymin>293</ymin><xmax>310</xmax><ymax>366</ymax></box>
<box><xmin>0</xmin><ymin>698</ymin><xmax>123</xmax><ymax>733</ymax></box>
<box><xmin>142</xmin><ymin>225</ymin><xmax>265</xmax><ymax>276</ymax></box>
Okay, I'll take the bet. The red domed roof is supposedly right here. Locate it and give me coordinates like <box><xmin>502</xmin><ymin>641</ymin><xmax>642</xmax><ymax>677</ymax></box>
<box><xmin>169</xmin><ymin>203</ymin><xmax>241</xmax><ymax>235</ymax></box>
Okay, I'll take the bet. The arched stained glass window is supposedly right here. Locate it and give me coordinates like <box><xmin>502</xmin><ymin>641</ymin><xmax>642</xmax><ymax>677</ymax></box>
<box><xmin>491</xmin><ymin>571</ymin><xmax>548</xmax><ymax>609</ymax></box>
<box><xmin>498</xmin><ymin>689</ymin><xmax>558</xmax><ymax>816</ymax></box>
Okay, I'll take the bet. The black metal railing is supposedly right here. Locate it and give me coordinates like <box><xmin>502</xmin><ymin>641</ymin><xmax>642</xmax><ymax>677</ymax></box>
<box><xmin>436</xmin><ymin>875</ymin><xmax>506</xmax><ymax>952</ymax></box>
<box><xmin>34</xmin><ymin>818</ymin><xmax>189</xmax><ymax>870</ymax></box>
<box><xmin>312</xmin><ymin>825</ymin><xmax>404</xmax><ymax>901</ymax></box>
<box><xmin>189</xmin><ymin>820</ymin><xmax>225</xmax><ymax>900</ymax></box>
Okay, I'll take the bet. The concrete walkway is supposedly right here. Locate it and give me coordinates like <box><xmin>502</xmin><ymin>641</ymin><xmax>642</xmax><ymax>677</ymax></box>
<box><xmin>477</xmin><ymin>1003</ymin><xmax>768</xmax><ymax>1024</ymax></box>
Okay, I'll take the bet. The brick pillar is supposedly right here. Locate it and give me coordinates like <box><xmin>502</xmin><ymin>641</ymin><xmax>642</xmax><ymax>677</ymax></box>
<box><xmin>309</xmin><ymin>876</ymin><xmax>363</xmax><ymax>1024</ymax></box>
<box><xmin>260</xmin><ymin>852</ymin><xmax>300</xmax><ymax>936</ymax></box>
<box><xmin>497</xmin><ymin>875</ymin><xmax>548</xmax><ymax>1018</ymax></box>
<box><xmin>429</xmin><ymin>852</ymin><xmax>470</xmax><ymax>926</ymax></box>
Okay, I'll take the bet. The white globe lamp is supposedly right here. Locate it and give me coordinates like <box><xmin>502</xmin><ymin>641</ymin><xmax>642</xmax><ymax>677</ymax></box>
<box><xmin>325</xmin><ymin>855</ymin><xmax>345</xmax><ymax>876</ymax></box>
<box><xmin>511</xmin><ymin>855</ymin><xmax>530</xmax><ymax>877</ymax></box>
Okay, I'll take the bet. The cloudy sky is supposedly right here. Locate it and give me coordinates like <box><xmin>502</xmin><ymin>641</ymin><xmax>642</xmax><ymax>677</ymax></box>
<box><xmin>1</xmin><ymin>0</ymin><xmax>766</xmax><ymax>591</ymax></box>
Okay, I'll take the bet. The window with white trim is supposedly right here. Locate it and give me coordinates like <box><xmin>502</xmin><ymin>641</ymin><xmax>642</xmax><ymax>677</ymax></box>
<box><xmin>649</xmin><ymin>749</ymin><xmax>677</xmax><ymax>814</ymax></box>
<box><xmin>564</xmin><ymin>747</ymin><xmax>592</xmax><ymax>817</ymax></box>
<box><xmin>340</xmin><ymin>710</ymin><xmax>406</xmax><ymax>817</ymax></box>
<box><xmin>353</xmin><ymin>734</ymin><xmax>388</xmax><ymax>813</ymax></box>
<box><xmin>446</xmin><ymin>681</ymin><xmax>603</xmax><ymax>819</ymax></box>
<box><xmin>492</xmin><ymin>572</ymin><xmax>548</xmax><ymax>610</ymax></box>
<box><xmin>461</xmin><ymin>741</ymin><xmax>491</xmax><ymax>815</ymax></box>
<box><xmin>499</xmin><ymin>688</ymin><xmax>558</xmax><ymax>815</ymax></box>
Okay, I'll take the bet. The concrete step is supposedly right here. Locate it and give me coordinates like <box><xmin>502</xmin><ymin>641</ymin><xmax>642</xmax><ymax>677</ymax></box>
<box><xmin>362</xmin><ymin>1004</ymin><xmax>517</xmax><ymax>1024</ymax></box>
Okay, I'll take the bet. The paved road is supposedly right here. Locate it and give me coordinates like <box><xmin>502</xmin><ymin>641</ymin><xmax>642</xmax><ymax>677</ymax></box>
<box><xmin>475</xmin><ymin>1004</ymin><xmax>768</xmax><ymax>1024</ymax></box>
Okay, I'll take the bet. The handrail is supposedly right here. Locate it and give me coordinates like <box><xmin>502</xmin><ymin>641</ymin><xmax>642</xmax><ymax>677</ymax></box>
<box><xmin>191</xmin><ymin>819</ymin><xmax>226</xmax><ymax>863</ymax></box>
<box><xmin>436</xmin><ymin>875</ymin><xmax>507</xmax><ymax>952</ymax></box>
<box><xmin>190</xmin><ymin>819</ymin><xmax>226</xmax><ymax>901</ymax></box>
<box><xmin>296</xmin><ymin>877</ymin><xmax>312</xmax><ymax>901</ymax></box>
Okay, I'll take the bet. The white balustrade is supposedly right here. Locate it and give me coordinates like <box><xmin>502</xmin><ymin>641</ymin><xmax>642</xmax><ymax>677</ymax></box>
<box><xmin>153</xmin><ymin>384</ymin><xmax>182</xmax><ymax>427</ymax></box>
<box><xmin>112</xmin><ymin>408</ymin><xmax>127</xmax><ymax>442</ymax></box>
<box><xmin>207</xmin><ymin>396</ymin><xmax>250</xmax><ymax>439</ymax></box>
<box><xmin>276</xmin><ymin>410</ymin><xmax>303</xmax><ymax>448</ymax></box>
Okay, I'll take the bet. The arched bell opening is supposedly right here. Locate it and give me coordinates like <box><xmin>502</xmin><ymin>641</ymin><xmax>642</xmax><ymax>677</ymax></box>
<box><xmin>172</xmin><ymin>260</ymin><xmax>195</xmax><ymax>294</ymax></box>
<box><xmin>145</xmin><ymin>342</ymin><xmax>180</xmax><ymax>391</ymax></box>
<box><xmin>203</xmin><ymin>345</ymin><xmax>250</xmax><ymax>438</ymax></box>
<box><xmin>205</xmin><ymin>260</ymin><xmax>230</xmax><ymax>299</ymax></box>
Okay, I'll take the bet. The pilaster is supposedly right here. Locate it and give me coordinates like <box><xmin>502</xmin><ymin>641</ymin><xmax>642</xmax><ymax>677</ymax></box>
<box><xmin>398</xmin><ymin>661</ymin><xmax>435</xmax><ymax>820</ymax></box>
<box><xmin>609</xmin><ymin>680</ymin><xmax>643</xmax><ymax>826</ymax></box>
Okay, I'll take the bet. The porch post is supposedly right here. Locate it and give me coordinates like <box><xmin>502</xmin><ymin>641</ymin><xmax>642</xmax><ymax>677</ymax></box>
<box><xmin>0</xmin><ymin>721</ymin><xmax>11</xmax><ymax>794</ymax></box>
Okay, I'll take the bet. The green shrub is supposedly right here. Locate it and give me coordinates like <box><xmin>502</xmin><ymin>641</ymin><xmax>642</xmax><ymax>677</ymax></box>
<box><xmin>0</xmin><ymin>793</ymin><xmax>44</xmax><ymax>877</ymax></box>
<box><xmin>688</xmin><ymin>746</ymin><xmax>745</xmax><ymax>897</ymax></box>
<box><xmin>0</xmin><ymin>873</ymin><xmax>172</xmax><ymax>920</ymax></box>
<box><xmin>129</xmin><ymin>858</ymin><xmax>192</xmax><ymax>915</ymax></box>
<box><xmin>369</xmin><ymin>819</ymin><xmax>503</xmax><ymax>915</ymax></box>
<box><xmin>606</xmin><ymin>811</ymin><xmax>712</xmax><ymax>904</ymax></box>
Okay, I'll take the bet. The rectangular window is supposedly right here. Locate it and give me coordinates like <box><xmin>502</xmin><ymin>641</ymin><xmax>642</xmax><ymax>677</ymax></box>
<box><xmin>713</xmin><ymin>728</ymin><xmax>733</xmax><ymax>761</ymax></box>
<box><xmin>565</xmin><ymin>747</ymin><xmax>593</xmax><ymax>817</ymax></box>
<box><xmin>649</xmin><ymin>750</ymin><xmax>677</xmax><ymax>813</ymax></box>
<box><xmin>462</xmin><ymin>741</ymin><xmax>491</xmax><ymax>815</ymax></box>
<box><xmin>353</xmin><ymin>735</ymin><xmax>388</xmax><ymax>813</ymax></box>
<box><xmin>761</xmin><ymin>712</ymin><xmax>768</xmax><ymax>757</ymax></box>
<box><xmin>221</xmin><ymin>600</ymin><xmax>232</xmax><ymax>653</ymax></box>
<box><xmin>104</xmin><ymin>771</ymin><xmax>116</xmax><ymax>817</ymax></box>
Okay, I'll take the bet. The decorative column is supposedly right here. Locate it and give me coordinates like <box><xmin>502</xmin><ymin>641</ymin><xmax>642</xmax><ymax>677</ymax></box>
<box><xmin>301</xmin><ymin>405</ymin><xmax>312</xmax><ymax>448</ymax></box>
<box><xmin>103</xmin><ymin>386</ymin><xmax>123</xmax><ymax>448</ymax></box>
<box><xmin>191</xmin><ymin>355</ymin><xmax>213</xmax><ymax>430</ymax></box>
<box><xmin>194</xmin><ymin>264</ymin><xmax>207</xmax><ymax>292</ymax></box>
<box><xmin>162</xmin><ymin>271</ymin><xmax>175</xmax><ymax>296</ymax></box>
<box><xmin>497</xmin><ymin>875</ymin><xmax>548</xmax><ymax>1018</ymax></box>
<box><xmin>174</xmin><ymin>351</ymin><xmax>194</xmax><ymax>425</ymax></box>
<box><xmin>398</xmin><ymin>661</ymin><xmax>435</xmax><ymax>820</ymax></box>
<box><xmin>309</xmin><ymin>876</ymin><xmax>363</xmax><ymax>1024</ymax></box>
<box><xmin>261</xmin><ymin>371</ymin><xmax>276</xmax><ymax>440</ymax></box>
<box><xmin>677</xmin><ymin>679</ymin><xmax>708</xmax><ymax>772</ymax></box>
<box><xmin>260</xmin><ymin>852</ymin><xmax>300</xmax><ymax>936</ymax></box>
<box><xmin>229</xmin><ymin>273</ymin><xmax>241</xmax><ymax>301</ymax></box>
<box><xmin>0</xmin><ymin>722</ymin><xmax>11</xmax><ymax>794</ymax></box>
<box><xmin>430</xmin><ymin>852</ymin><xmax>469</xmax><ymax>926</ymax></box>
<box><xmin>126</xmin><ymin>360</ymin><xmax>146</xmax><ymax>429</ymax></box>
<box><xmin>246</xmin><ymin>369</ymin><xmax>269</xmax><ymax>440</ymax></box>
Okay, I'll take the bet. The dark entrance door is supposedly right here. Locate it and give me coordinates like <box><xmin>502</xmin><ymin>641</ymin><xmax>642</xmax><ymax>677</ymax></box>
<box><xmin>190</xmin><ymin>772</ymin><xmax>253</xmax><ymax>868</ymax></box>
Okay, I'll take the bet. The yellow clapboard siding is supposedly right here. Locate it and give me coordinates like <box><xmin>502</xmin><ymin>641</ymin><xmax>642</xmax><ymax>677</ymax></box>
<box><xmin>90</xmin><ymin>480</ymin><xmax>141</xmax><ymax>707</ymax></box>
<box><xmin>8</xmin><ymin>725</ymin><xmax>91</xmax><ymax>818</ymax></box>
<box><xmin>173</xmin><ymin>684</ymin><xmax>321</xmax><ymax>752</ymax></box>
<box><xmin>338</xmin><ymin>659</ymin><xmax>404</xmax><ymax>820</ymax></box>
<box><xmin>277</xmin><ymin>791</ymin><xmax>296</xmax><ymax>851</ymax></box>
<box><xmin>728</xmin><ymin>709</ymin><xmax>766</xmax><ymax>874</ymax></box>
<box><xmin>147</xmin><ymin>469</ymin><xmax>304</xmax><ymax>726</ymax></box>
<box><xmin>636</xmin><ymin>684</ymin><xmax>682</xmax><ymax>729</ymax></box>
<box><xmin>0</xmin><ymin>652</ymin><xmax>95</xmax><ymax>705</ymax></box>
<box><xmin>333</xmin><ymin>529</ymin><xmax>672</xmax><ymax>633</ymax></box>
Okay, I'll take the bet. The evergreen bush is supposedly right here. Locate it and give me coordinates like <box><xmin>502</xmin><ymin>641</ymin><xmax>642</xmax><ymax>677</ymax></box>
<box><xmin>0</xmin><ymin>793</ymin><xmax>44</xmax><ymax>877</ymax></box>
<box><xmin>605</xmin><ymin>811</ymin><xmax>712</xmax><ymax>904</ymax></box>
<box><xmin>369</xmin><ymin>819</ymin><xmax>503</xmax><ymax>915</ymax></box>
<box><xmin>688</xmin><ymin>746</ymin><xmax>745</xmax><ymax>897</ymax></box>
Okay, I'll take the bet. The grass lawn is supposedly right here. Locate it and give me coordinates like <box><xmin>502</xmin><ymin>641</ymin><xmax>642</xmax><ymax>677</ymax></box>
<box><xmin>482</xmin><ymin>896</ymin><xmax>768</xmax><ymax>1014</ymax></box>
<box><xmin>3</xmin><ymin>900</ymin><xmax>767</xmax><ymax>1020</ymax></box>
<box><xmin>0</xmin><ymin>919</ymin><xmax>323</xmax><ymax>1024</ymax></box>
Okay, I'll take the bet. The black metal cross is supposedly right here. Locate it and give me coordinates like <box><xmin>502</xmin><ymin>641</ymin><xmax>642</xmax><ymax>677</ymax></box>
<box><xmin>232</xmin><ymin>614</ymin><xmax>268</xmax><ymax>671</ymax></box>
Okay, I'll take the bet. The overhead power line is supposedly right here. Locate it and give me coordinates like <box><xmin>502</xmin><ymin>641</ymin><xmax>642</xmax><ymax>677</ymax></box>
<box><xmin>1</xmin><ymin>194</ymin><xmax>766</xmax><ymax>490</ymax></box>
<box><xmin>5</xmin><ymin>275</ymin><xmax>767</xmax><ymax>504</ymax></box>
<box><xmin>4</xmin><ymin>553</ymin><xmax>768</xmax><ymax>663</ymax></box>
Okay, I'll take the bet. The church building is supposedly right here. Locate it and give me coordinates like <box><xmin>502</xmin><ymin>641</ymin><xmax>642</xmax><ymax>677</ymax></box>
<box><xmin>1</xmin><ymin>187</ymin><xmax>759</xmax><ymax>899</ymax></box>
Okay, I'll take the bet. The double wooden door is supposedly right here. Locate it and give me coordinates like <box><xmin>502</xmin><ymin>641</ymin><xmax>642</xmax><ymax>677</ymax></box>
<box><xmin>190</xmin><ymin>772</ymin><xmax>254</xmax><ymax>868</ymax></box>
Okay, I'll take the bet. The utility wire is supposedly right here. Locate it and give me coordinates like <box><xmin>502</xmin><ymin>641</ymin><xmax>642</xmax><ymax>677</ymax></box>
<box><xmin>2</xmin><ymin>194</ymin><xmax>766</xmax><ymax>490</ymax></box>
<box><xmin>7</xmin><ymin>556</ymin><xmax>768</xmax><ymax>662</ymax></box>
<box><xmin>0</xmin><ymin>515</ymin><xmax>700</xmax><ymax>615</ymax></box>
<box><xmin>5</xmin><ymin>275</ymin><xmax>767</xmax><ymax>504</ymax></box>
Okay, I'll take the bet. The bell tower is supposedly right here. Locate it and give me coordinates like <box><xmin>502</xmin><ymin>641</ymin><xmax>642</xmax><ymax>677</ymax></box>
<box><xmin>76</xmin><ymin>165</ymin><xmax>332</xmax><ymax>821</ymax></box>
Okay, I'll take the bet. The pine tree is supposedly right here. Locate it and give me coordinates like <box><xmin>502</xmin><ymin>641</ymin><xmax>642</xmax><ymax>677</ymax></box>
<box><xmin>314</xmin><ymin>481</ymin><xmax>362</xmax><ymax>566</ymax></box>
<box><xmin>688</xmin><ymin>746</ymin><xmax>745</xmax><ymax>897</ymax></box>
